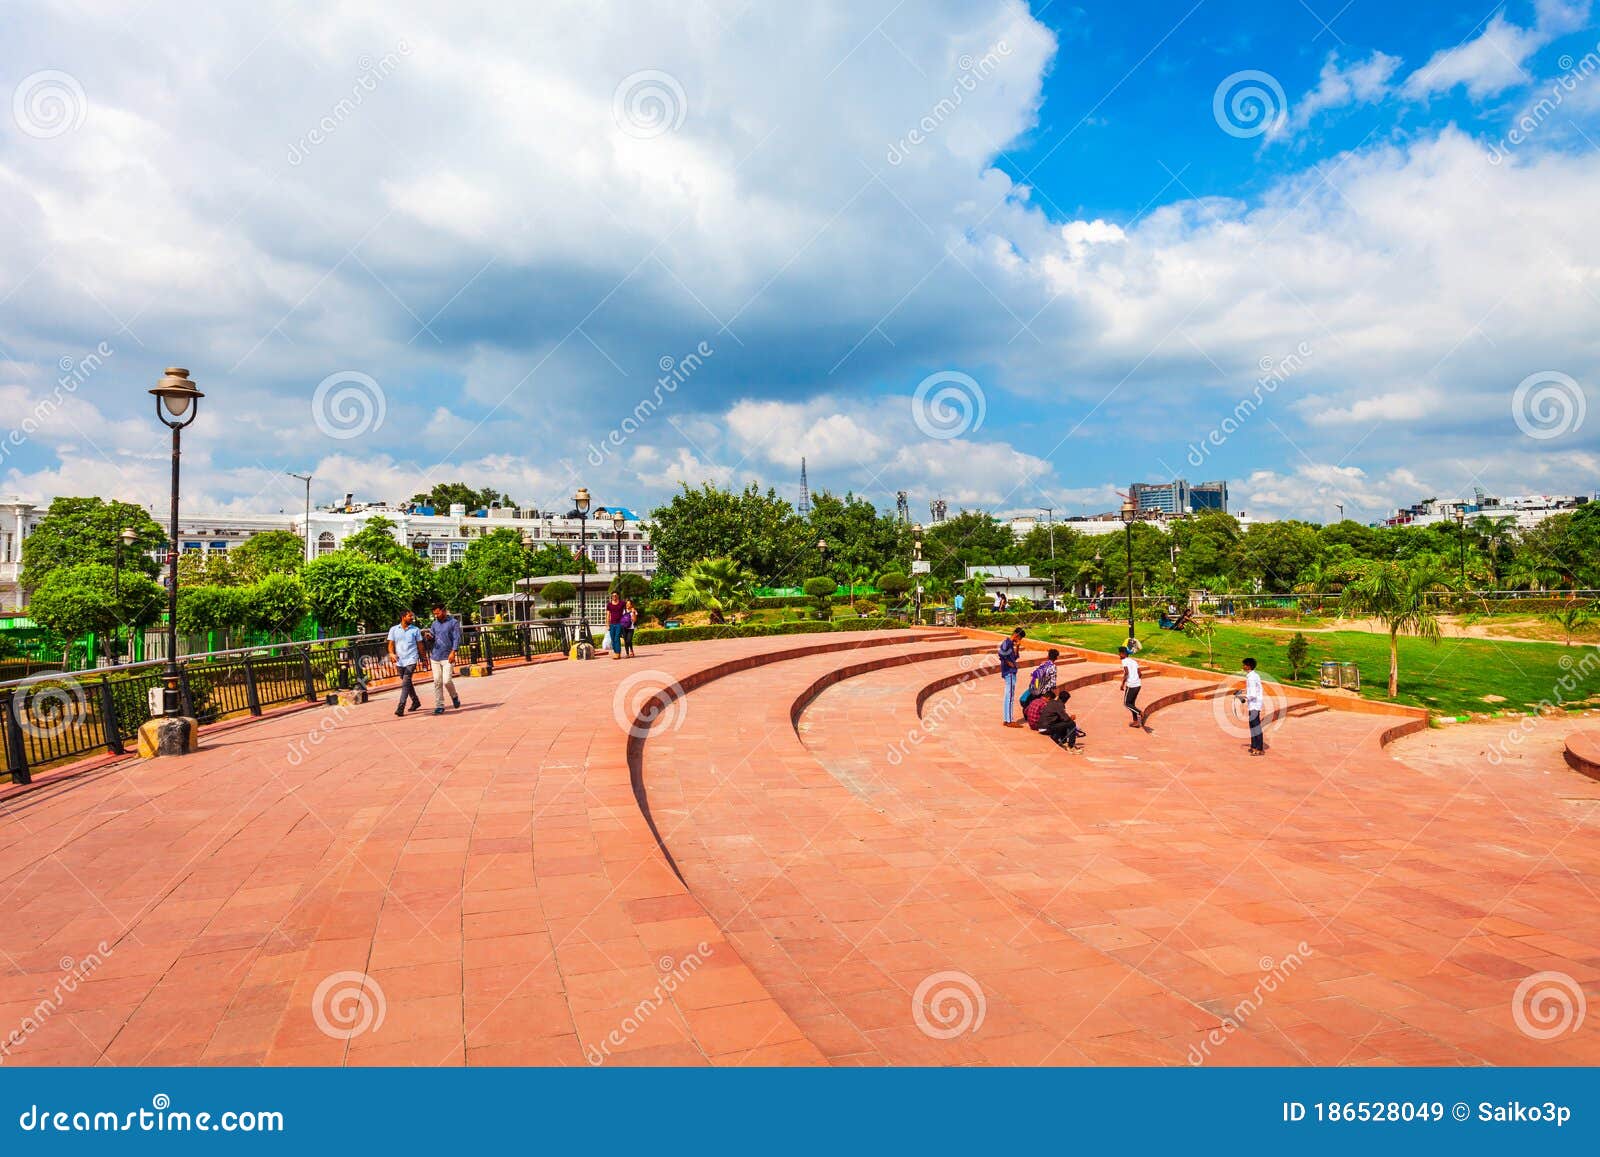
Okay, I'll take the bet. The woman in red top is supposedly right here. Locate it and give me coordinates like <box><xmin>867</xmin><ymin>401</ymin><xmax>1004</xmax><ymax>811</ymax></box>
<box><xmin>605</xmin><ymin>592</ymin><xmax>625</xmax><ymax>660</ymax></box>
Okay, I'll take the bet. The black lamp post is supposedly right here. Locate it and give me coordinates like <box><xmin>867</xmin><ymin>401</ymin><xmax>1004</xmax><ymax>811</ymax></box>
<box><xmin>611</xmin><ymin>509</ymin><xmax>627</xmax><ymax>583</ymax></box>
<box><xmin>149</xmin><ymin>368</ymin><xmax>203</xmax><ymax>719</ymax></box>
<box><xmin>1119</xmin><ymin>497</ymin><xmax>1137</xmax><ymax>646</ymax></box>
<box><xmin>520</xmin><ymin>529</ymin><xmax>536</xmax><ymax>624</ymax></box>
<box><xmin>113</xmin><ymin>527</ymin><xmax>136</xmax><ymax>665</ymax></box>
<box><xmin>287</xmin><ymin>471</ymin><xmax>312</xmax><ymax>562</ymax></box>
<box><xmin>1455</xmin><ymin>509</ymin><xmax>1467</xmax><ymax>587</ymax></box>
<box><xmin>574</xmin><ymin>486</ymin><xmax>592</xmax><ymax>643</ymax></box>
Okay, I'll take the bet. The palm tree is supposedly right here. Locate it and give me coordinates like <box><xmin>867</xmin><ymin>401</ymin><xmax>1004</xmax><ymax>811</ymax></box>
<box><xmin>844</xmin><ymin>563</ymin><xmax>874</xmax><ymax>612</ymax></box>
<box><xmin>1338</xmin><ymin>560</ymin><xmax>1448</xmax><ymax>698</ymax></box>
<box><xmin>670</xmin><ymin>557</ymin><xmax>757</xmax><ymax>625</ymax></box>
<box><xmin>1546</xmin><ymin>600</ymin><xmax>1594</xmax><ymax>647</ymax></box>
<box><xmin>1505</xmin><ymin>553</ymin><xmax>1559</xmax><ymax>593</ymax></box>
<box><xmin>1471</xmin><ymin>515</ymin><xmax>1518</xmax><ymax>587</ymax></box>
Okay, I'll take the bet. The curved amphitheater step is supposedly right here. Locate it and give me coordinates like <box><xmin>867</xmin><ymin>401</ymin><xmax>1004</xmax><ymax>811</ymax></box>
<box><xmin>642</xmin><ymin>646</ymin><xmax>1600</xmax><ymax>1066</ymax></box>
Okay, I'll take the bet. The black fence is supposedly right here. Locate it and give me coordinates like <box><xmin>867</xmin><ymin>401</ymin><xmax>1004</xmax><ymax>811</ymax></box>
<box><xmin>0</xmin><ymin>622</ymin><xmax>570</xmax><ymax>787</ymax></box>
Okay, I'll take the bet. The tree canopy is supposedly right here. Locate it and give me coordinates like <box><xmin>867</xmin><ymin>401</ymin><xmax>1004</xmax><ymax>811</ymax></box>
<box><xmin>20</xmin><ymin>497</ymin><xmax>166</xmax><ymax>591</ymax></box>
<box><xmin>409</xmin><ymin>482</ymin><xmax>516</xmax><ymax>512</ymax></box>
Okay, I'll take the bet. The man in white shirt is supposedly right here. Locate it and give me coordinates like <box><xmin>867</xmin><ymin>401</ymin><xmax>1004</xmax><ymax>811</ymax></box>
<box><xmin>1118</xmin><ymin>645</ymin><xmax>1144</xmax><ymax>728</ymax></box>
<box><xmin>1242</xmin><ymin>656</ymin><xmax>1265</xmax><ymax>755</ymax></box>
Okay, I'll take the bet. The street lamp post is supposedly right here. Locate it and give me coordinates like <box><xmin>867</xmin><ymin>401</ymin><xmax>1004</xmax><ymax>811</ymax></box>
<box><xmin>287</xmin><ymin>472</ymin><xmax>312</xmax><ymax>562</ymax></box>
<box><xmin>1455</xmin><ymin>508</ymin><xmax>1467</xmax><ymax>587</ymax></box>
<box><xmin>912</xmin><ymin>523</ymin><xmax>923</xmax><ymax>624</ymax></box>
<box><xmin>611</xmin><ymin>510</ymin><xmax>627</xmax><ymax>583</ymax></box>
<box><xmin>147</xmin><ymin>368</ymin><xmax>203</xmax><ymax>751</ymax></box>
<box><xmin>574</xmin><ymin>487</ymin><xmax>592</xmax><ymax>645</ymax></box>
<box><xmin>1040</xmin><ymin>507</ymin><xmax>1056</xmax><ymax>600</ymax></box>
<box><xmin>520</xmin><ymin>529</ymin><xmax>537</xmax><ymax>624</ymax></box>
<box><xmin>113</xmin><ymin>527</ymin><xmax>136</xmax><ymax>665</ymax></box>
<box><xmin>1119</xmin><ymin>497</ymin><xmax>1137</xmax><ymax>647</ymax></box>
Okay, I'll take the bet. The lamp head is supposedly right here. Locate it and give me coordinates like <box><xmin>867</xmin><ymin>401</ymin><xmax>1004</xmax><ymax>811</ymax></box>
<box><xmin>1119</xmin><ymin>497</ymin><xmax>1136</xmax><ymax>524</ymax></box>
<box><xmin>119</xmin><ymin>527</ymin><xmax>138</xmax><ymax>545</ymax></box>
<box><xmin>612</xmin><ymin>510</ymin><xmax>626</xmax><ymax>529</ymax></box>
<box><xmin>574</xmin><ymin>487</ymin><xmax>591</xmax><ymax>514</ymax></box>
<box><xmin>150</xmin><ymin>367</ymin><xmax>203</xmax><ymax>421</ymax></box>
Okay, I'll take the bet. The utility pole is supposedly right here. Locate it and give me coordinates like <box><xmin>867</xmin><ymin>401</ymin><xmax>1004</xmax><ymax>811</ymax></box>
<box><xmin>1039</xmin><ymin>506</ymin><xmax>1056</xmax><ymax>599</ymax></box>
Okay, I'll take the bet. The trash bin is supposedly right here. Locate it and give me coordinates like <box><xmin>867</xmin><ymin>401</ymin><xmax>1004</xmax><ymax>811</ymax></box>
<box><xmin>1338</xmin><ymin>661</ymin><xmax>1360</xmax><ymax>690</ymax></box>
<box><xmin>1319</xmin><ymin>660</ymin><xmax>1340</xmax><ymax>688</ymax></box>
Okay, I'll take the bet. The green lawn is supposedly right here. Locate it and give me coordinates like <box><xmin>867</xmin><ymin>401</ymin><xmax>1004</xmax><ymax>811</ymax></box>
<box><xmin>1023</xmin><ymin>621</ymin><xmax>1600</xmax><ymax>719</ymax></box>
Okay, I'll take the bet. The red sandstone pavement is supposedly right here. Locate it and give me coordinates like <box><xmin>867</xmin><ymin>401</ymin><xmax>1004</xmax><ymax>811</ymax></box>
<box><xmin>0</xmin><ymin>630</ymin><xmax>1596</xmax><ymax>1067</ymax></box>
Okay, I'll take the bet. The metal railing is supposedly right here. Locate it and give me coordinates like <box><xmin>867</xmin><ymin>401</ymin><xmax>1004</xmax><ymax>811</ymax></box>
<box><xmin>0</xmin><ymin>621</ymin><xmax>570</xmax><ymax>787</ymax></box>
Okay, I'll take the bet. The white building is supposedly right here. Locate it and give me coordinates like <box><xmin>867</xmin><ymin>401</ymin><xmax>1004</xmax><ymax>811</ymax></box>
<box><xmin>1384</xmin><ymin>493</ymin><xmax>1590</xmax><ymax>530</ymax></box>
<box><xmin>0</xmin><ymin>494</ymin><xmax>655</xmax><ymax>609</ymax></box>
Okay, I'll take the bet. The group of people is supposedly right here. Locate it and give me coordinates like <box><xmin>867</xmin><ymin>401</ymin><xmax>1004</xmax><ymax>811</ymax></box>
<box><xmin>385</xmin><ymin>603</ymin><xmax>465</xmax><ymax>717</ymax></box>
<box><xmin>997</xmin><ymin>627</ymin><xmax>1268</xmax><ymax>755</ymax></box>
<box><xmin>605</xmin><ymin>592</ymin><xmax>640</xmax><ymax>659</ymax></box>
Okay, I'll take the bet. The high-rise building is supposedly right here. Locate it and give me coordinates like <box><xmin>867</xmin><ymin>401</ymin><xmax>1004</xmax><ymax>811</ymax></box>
<box><xmin>1129</xmin><ymin>478</ymin><xmax>1228</xmax><ymax>515</ymax></box>
<box><xmin>1129</xmin><ymin>480</ymin><xmax>1189</xmax><ymax>515</ymax></box>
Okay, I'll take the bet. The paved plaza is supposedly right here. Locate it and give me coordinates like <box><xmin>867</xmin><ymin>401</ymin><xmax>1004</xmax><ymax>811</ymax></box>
<box><xmin>1</xmin><ymin>630</ymin><xmax>1597</xmax><ymax>1066</ymax></box>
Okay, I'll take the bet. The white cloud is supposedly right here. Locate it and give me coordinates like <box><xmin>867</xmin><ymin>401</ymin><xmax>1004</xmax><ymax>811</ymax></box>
<box><xmin>1272</xmin><ymin>50</ymin><xmax>1401</xmax><ymax>140</ymax></box>
<box><xmin>1403</xmin><ymin>2</ymin><xmax>1591</xmax><ymax>100</ymax></box>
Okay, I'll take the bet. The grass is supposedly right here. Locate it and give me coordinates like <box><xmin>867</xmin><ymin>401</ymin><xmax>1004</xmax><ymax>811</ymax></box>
<box><xmin>1024</xmin><ymin>621</ymin><xmax>1600</xmax><ymax>719</ymax></box>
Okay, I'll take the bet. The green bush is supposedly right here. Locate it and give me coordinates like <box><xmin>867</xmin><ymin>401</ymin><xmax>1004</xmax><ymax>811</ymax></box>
<box><xmin>631</xmin><ymin>618</ymin><xmax>908</xmax><ymax>647</ymax></box>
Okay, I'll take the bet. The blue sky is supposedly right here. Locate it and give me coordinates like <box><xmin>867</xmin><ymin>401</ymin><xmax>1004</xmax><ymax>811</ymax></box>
<box><xmin>1</xmin><ymin>0</ymin><xmax>1597</xmax><ymax>523</ymax></box>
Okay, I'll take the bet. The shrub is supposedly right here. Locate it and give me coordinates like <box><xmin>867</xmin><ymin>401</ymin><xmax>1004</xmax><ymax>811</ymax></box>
<box><xmin>1286</xmin><ymin>631</ymin><xmax>1311</xmax><ymax>680</ymax></box>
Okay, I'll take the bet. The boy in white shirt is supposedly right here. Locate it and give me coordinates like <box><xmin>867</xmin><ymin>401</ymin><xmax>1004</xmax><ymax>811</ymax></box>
<box><xmin>1117</xmin><ymin>645</ymin><xmax>1144</xmax><ymax>728</ymax></box>
<box><xmin>1242</xmin><ymin>656</ymin><xmax>1265</xmax><ymax>755</ymax></box>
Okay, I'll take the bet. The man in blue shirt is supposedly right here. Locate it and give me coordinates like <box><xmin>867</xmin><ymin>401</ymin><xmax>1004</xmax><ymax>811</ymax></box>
<box><xmin>998</xmin><ymin>627</ymin><xmax>1025</xmax><ymax>727</ymax></box>
<box><xmin>427</xmin><ymin>603</ymin><xmax>463</xmax><ymax>714</ymax></box>
<box><xmin>385</xmin><ymin>610</ymin><xmax>424</xmax><ymax>717</ymax></box>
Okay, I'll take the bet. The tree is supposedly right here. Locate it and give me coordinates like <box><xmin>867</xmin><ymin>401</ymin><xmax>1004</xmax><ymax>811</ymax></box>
<box><xmin>539</xmin><ymin>580</ymin><xmax>577</xmax><ymax>619</ymax></box>
<box><xmin>431</xmin><ymin>562</ymin><xmax>480</xmax><ymax>623</ymax></box>
<box><xmin>231</xmin><ymin>530</ymin><xmax>307</xmax><ymax>581</ymax></box>
<box><xmin>609</xmin><ymin>572</ymin><xmax>652</xmax><ymax>603</ymax></box>
<box><xmin>25</xmin><ymin>563</ymin><xmax>163</xmax><ymax>659</ymax></box>
<box><xmin>20</xmin><ymin>497</ymin><xmax>166</xmax><ymax>592</ymax></box>
<box><xmin>242</xmin><ymin>573</ymin><xmax>309</xmax><ymax>638</ymax></box>
<box><xmin>525</xmin><ymin>543</ymin><xmax>593</xmax><ymax>577</ymax></box>
<box><xmin>409</xmin><ymin>482</ymin><xmax>516</xmax><ymax>512</ymax></box>
<box><xmin>1285</xmin><ymin>632</ymin><xmax>1311</xmax><ymax>680</ymax></box>
<box><xmin>808</xmin><ymin>491</ymin><xmax>907</xmax><ymax>576</ymax></box>
<box><xmin>343</xmin><ymin>516</ymin><xmax>413</xmax><ymax>567</ymax></box>
<box><xmin>301</xmin><ymin>554</ymin><xmax>411</xmax><ymax>634</ymax></box>
<box><xmin>1183</xmin><ymin>616</ymin><xmax>1219</xmax><ymax>668</ymax></box>
<box><xmin>1545</xmin><ymin>601</ymin><xmax>1594</xmax><ymax>647</ymax></box>
<box><xmin>803</xmin><ymin>576</ymin><xmax>838</xmax><ymax>619</ymax></box>
<box><xmin>647</xmin><ymin>482</ymin><xmax>813</xmax><ymax>585</ymax></box>
<box><xmin>922</xmin><ymin>511</ymin><xmax>1017</xmax><ymax>584</ymax></box>
<box><xmin>1238</xmin><ymin>521</ymin><xmax>1322</xmax><ymax>592</ymax></box>
<box><xmin>1338</xmin><ymin>560</ymin><xmax>1447</xmax><ymax>698</ymax></box>
<box><xmin>877</xmin><ymin>572</ymin><xmax>913</xmax><ymax>607</ymax></box>
<box><xmin>671</xmin><ymin>557</ymin><xmax>758</xmax><ymax>624</ymax></box>
<box><xmin>176</xmin><ymin>585</ymin><xmax>249</xmax><ymax>636</ymax></box>
<box><xmin>462</xmin><ymin>528</ymin><xmax>533</xmax><ymax>597</ymax></box>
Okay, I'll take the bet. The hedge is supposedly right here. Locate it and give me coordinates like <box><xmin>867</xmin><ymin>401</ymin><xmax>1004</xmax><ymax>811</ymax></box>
<box><xmin>631</xmin><ymin>618</ymin><xmax>910</xmax><ymax>647</ymax></box>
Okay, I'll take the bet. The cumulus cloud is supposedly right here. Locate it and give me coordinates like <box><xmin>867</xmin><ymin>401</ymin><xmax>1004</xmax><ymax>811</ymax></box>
<box><xmin>1271</xmin><ymin>50</ymin><xmax>1401</xmax><ymax>141</ymax></box>
<box><xmin>1403</xmin><ymin>2</ymin><xmax>1591</xmax><ymax>100</ymax></box>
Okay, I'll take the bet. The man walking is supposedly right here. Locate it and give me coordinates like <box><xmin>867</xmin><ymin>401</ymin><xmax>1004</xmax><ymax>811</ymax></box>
<box><xmin>427</xmin><ymin>602</ymin><xmax>463</xmax><ymax>715</ymax></box>
<box><xmin>1242</xmin><ymin>656</ymin><xmax>1265</xmax><ymax>755</ymax></box>
<box><xmin>999</xmin><ymin>627</ymin><xmax>1025</xmax><ymax>727</ymax></box>
<box><xmin>1118</xmin><ymin>645</ymin><xmax>1144</xmax><ymax>728</ymax></box>
<box><xmin>386</xmin><ymin>609</ymin><xmax>423</xmax><ymax>717</ymax></box>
